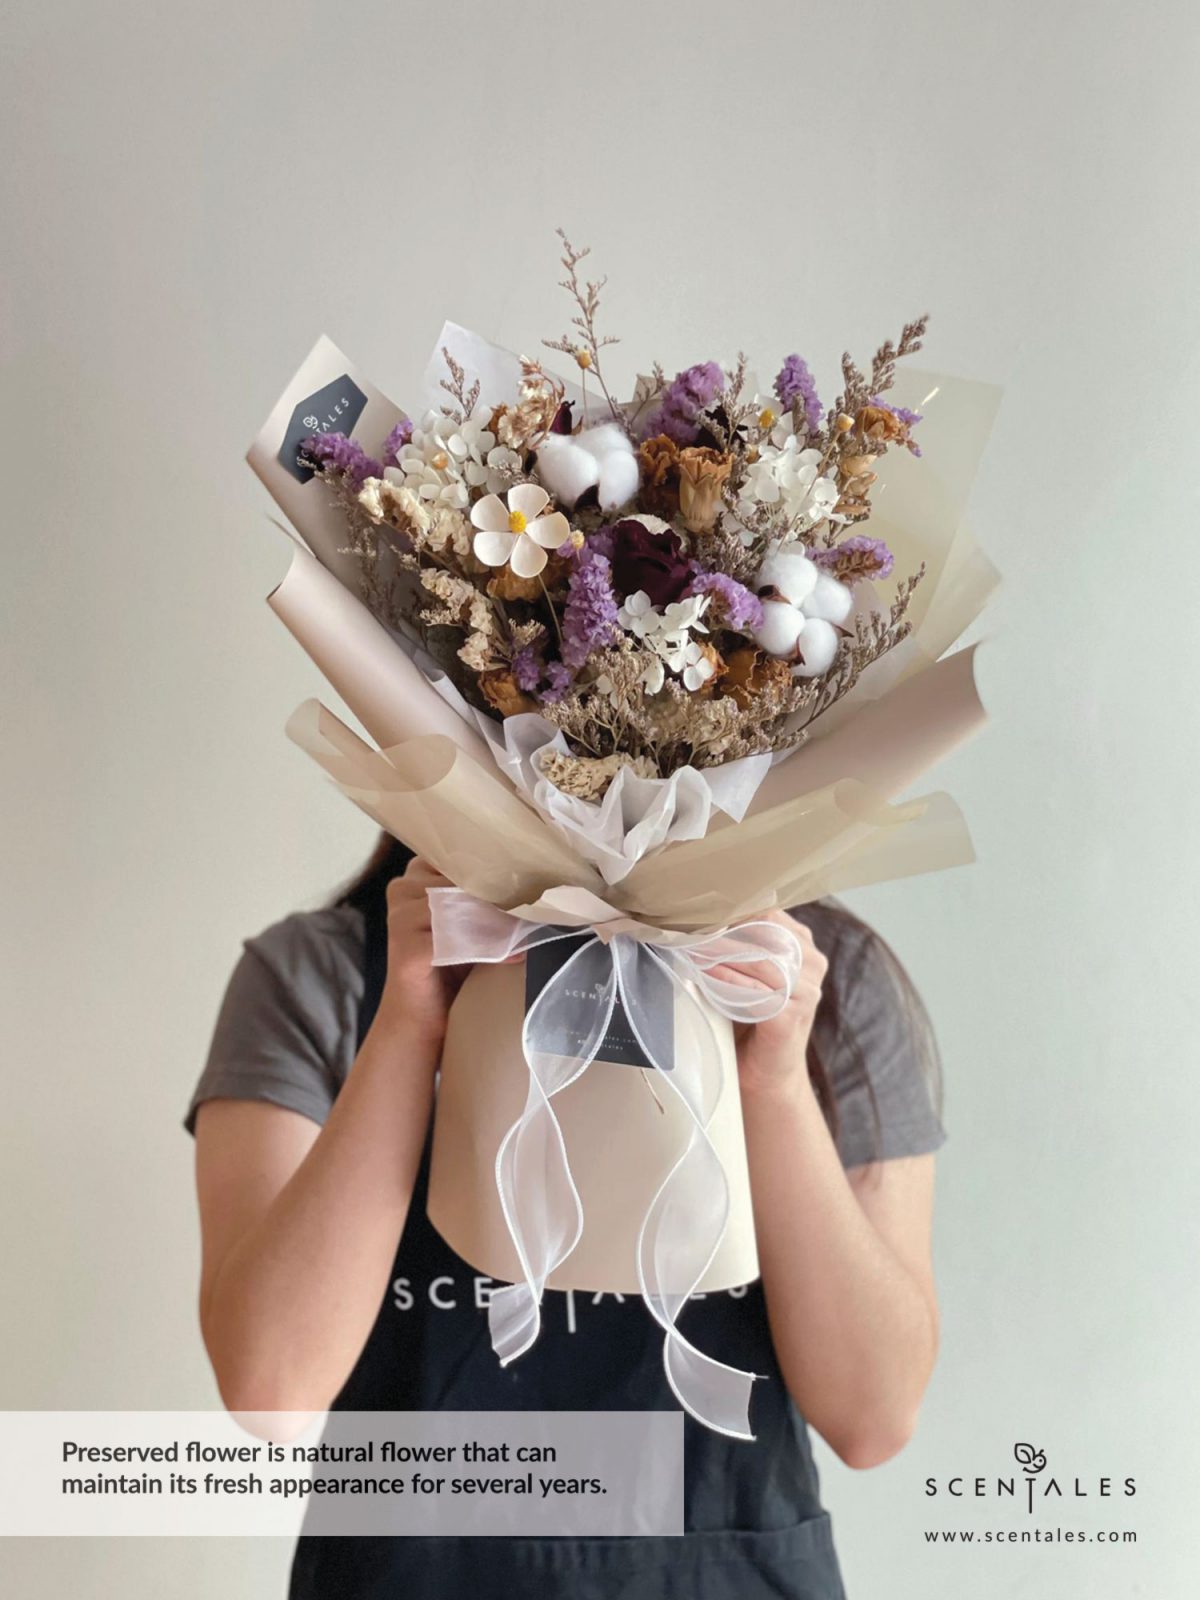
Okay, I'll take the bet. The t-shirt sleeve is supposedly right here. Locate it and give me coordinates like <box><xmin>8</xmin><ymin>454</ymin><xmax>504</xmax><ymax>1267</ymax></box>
<box><xmin>813</xmin><ymin>913</ymin><xmax>947</xmax><ymax>1169</ymax></box>
<box><xmin>184</xmin><ymin>906</ymin><xmax>365</xmax><ymax>1136</ymax></box>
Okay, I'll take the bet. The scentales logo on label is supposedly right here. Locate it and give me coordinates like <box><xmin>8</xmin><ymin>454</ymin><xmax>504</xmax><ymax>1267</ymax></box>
<box><xmin>925</xmin><ymin>1444</ymin><xmax>1136</xmax><ymax>1515</ymax></box>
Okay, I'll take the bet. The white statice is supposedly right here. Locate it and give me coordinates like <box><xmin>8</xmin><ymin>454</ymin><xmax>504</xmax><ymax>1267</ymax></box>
<box><xmin>535</xmin><ymin>421</ymin><xmax>640</xmax><ymax>512</ymax></box>
<box><xmin>751</xmin><ymin>544</ymin><xmax>853</xmax><ymax>679</ymax></box>
<box><xmin>737</xmin><ymin>437</ymin><xmax>841</xmax><ymax>538</ymax></box>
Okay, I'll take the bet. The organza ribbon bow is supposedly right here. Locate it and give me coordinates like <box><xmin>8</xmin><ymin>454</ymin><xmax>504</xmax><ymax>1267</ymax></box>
<box><xmin>428</xmin><ymin>887</ymin><xmax>804</xmax><ymax>1440</ymax></box>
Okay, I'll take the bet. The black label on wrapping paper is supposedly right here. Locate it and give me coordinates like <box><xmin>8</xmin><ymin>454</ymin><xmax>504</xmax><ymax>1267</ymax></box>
<box><xmin>524</xmin><ymin>936</ymin><xmax>675</xmax><ymax>1071</ymax></box>
<box><xmin>277</xmin><ymin>375</ymin><xmax>369</xmax><ymax>483</ymax></box>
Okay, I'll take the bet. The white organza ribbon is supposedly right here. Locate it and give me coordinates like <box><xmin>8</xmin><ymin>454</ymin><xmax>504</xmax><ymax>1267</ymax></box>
<box><xmin>427</xmin><ymin>887</ymin><xmax>803</xmax><ymax>1440</ymax></box>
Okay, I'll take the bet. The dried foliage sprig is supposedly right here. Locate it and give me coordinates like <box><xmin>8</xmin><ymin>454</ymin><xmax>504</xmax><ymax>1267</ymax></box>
<box><xmin>543</xmin><ymin>230</ymin><xmax>623</xmax><ymax>426</ymax></box>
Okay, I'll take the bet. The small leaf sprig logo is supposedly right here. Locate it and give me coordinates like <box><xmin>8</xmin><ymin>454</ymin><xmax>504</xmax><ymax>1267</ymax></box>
<box><xmin>1014</xmin><ymin>1443</ymin><xmax>1046</xmax><ymax>1512</ymax></box>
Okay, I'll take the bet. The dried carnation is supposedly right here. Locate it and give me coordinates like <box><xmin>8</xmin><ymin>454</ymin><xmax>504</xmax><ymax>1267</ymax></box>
<box><xmin>677</xmin><ymin>447</ymin><xmax>733</xmax><ymax>535</ymax></box>
<box><xmin>636</xmin><ymin>433</ymin><xmax>681</xmax><ymax>517</ymax></box>
<box><xmin>720</xmin><ymin>646</ymin><xmax>793</xmax><ymax>710</ymax></box>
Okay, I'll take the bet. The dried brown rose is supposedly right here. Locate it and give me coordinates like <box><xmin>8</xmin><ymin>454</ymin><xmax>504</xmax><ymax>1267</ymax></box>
<box><xmin>479</xmin><ymin>669</ymin><xmax>538</xmax><ymax>717</ymax></box>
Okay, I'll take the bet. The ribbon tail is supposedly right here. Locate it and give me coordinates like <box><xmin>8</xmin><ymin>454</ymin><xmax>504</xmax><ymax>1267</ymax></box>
<box><xmin>486</xmin><ymin>936</ymin><xmax>618</xmax><ymax>1369</ymax></box>
<box><xmin>613</xmin><ymin>938</ymin><xmax>763</xmax><ymax>1441</ymax></box>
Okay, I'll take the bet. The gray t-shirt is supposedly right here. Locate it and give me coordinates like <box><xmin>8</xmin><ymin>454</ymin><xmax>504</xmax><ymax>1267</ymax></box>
<box><xmin>186</xmin><ymin>899</ymin><xmax>946</xmax><ymax>1169</ymax></box>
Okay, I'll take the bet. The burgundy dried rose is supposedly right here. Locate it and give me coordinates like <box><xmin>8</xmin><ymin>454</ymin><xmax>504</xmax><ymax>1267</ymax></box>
<box><xmin>608</xmin><ymin>518</ymin><xmax>693</xmax><ymax>607</ymax></box>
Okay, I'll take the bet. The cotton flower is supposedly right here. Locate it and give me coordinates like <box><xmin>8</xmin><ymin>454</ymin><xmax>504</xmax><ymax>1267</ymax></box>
<box><xmin>470</xmin><ymin>483</ymin><xmax>571</xmax><ymax>579</ymax></box>
<box><xmin>535</xmin><ymin>422</ymin><xmax>640</xmax><ymax>511</ymax></box>
<box><xmin>750</xmin><ymin>544</ymin><xmax>852</xmax><ymax>677</ymax></box>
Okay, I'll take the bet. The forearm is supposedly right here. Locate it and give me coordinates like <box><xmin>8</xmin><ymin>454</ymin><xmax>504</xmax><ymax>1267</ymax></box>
<box><xmin>202</xmin><ymin>1014</ymin><xmax>437</xmax><ymax>1413</ymax></box>
<box><xmin>741</xmin><ymin>1071</ymin><xmax>938</xmax><ymax>1465</ymax></box>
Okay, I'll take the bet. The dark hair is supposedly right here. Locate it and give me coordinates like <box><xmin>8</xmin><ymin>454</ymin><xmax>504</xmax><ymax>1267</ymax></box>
<box><xmin>334</xmin><ymin>832</ymin><xmax>941</xmax><ymax>1165</ymax></box>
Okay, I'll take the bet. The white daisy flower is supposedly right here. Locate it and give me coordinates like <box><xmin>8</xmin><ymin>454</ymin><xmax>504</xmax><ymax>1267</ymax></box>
<box><xmin>470</xmin><ymin>483</ymin><xmax>571</xmax><ymax>579</ymax></box>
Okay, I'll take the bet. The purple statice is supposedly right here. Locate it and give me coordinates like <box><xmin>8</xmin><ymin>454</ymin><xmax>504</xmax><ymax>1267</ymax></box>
<box><xmin>685</xmin><ymin>570</ymin><xmax>764</xmax><ymax>632</ymax></box>
<box><xmin>511</xmin><ymin>644</ymin><xmax>544</xmax><ymax>694</ymax></box>
<box><xmin>868</xmin><ymin>394</ymin><xmax>923</xmax><ymax>455</ymax></box>
<box><xmin>774</xmin><ymin>355</ymin><xmax>823</xmax><ymax>435</ymax></box>
<box><xmin>561</xmin><ymin>544</ymin><xmax>621</xmax><ymax>670</ymax></box>
<box><xmin>380</xmin><ymin>417</ymin><xmax>414</xmax><ymax>467</ymax></box>
<box><xmin>539</xmin><ymin>661</ymin><xmax>573</xmax><ymax>703</ymax></box>
<box><xmin>812</xmin><ymin>534</ymin><xmax>895</xmax><ymax>582</ymax></box>
<box><xmin>647</xmin><ymin>361</ymin><xmax>725</xmax><ymax>445</ymax></box>
<box><xmin>301</xmin><ymin>431</ymin><xmax>383</xmax><ymax>489</ymax></box>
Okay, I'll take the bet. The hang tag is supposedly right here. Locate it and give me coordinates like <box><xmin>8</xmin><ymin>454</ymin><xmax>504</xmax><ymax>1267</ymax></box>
<box><xmin>524</xmin><ymin>937</ymin><xmax>674</xmax><ymax>1071</ymax></box>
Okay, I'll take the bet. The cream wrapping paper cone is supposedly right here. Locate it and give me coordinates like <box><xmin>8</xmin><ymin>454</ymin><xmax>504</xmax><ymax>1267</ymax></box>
<box><xmin>247</xmin><ymin>334</ymin><xmax>408</xmax><ymax>604</ymax></box>
<box><xmin>428</xmin><ymin>961</ymin><xmax>758</xmax><ymax>1294</ymax></box>
<box><xmin>270</xmin><ymin>541</ymin><xmax>493</xmax><ymax>768</ymax></box>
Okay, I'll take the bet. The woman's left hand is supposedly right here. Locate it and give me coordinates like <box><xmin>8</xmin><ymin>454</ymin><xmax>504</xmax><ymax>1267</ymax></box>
<box><xmin>707</xmin><ymin>909</ymin><xmax>828</xmax><ymax>1096</ymax></box>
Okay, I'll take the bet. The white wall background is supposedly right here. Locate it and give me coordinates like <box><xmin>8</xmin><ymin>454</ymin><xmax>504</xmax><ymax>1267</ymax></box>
<box><xmin>3</xmin><ymin>1</ymin><xmax>1198</xmax><ymax>1594</ymax></box>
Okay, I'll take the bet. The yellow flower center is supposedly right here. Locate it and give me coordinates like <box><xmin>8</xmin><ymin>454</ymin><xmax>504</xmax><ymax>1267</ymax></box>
<box><xmin>431</xmin><ymin>450</ymin><xmax>449</xmax><ymax>470</ymax></box>
<box><xmin>570</xmin><ymin>529</ymin><xmax>585</xmax><ymax>549</ymax></box>
<box><xmin>758</xmin><ymin>406</ymin><xmax>777</xmax><ymax>429</ymax></box>
<box><xmin>508</xmin><ymin>508</ymin><xmax>528</xmax><ymax>534</ymax></box>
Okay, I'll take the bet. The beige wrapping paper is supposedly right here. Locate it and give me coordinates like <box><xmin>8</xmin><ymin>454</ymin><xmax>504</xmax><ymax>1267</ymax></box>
<box><xmin>270</xmin><ymin>542</ymin><xmax>493</xmax><ymax>768</ymax></box>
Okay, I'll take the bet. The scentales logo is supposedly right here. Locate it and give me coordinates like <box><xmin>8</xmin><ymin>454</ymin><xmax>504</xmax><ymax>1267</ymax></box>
<box><xmin>925</xmin><ymin>1443</ymin><xmax>1136</xmax><ymax>1516</ymax></box>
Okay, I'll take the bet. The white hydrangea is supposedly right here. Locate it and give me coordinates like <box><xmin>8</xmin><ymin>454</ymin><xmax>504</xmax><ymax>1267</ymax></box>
<box><xmin>738</xmin><ymin>437</ymin><xmax>841</xmax><ymax>535</ymax></box>
<box><xmin>616</xmin><ymin>591</ymin><xmax>713</xmax><ymax>691</ymax></box>
<box><xmin>390</xmin><ymin>410</ymin><xmax>521</xmax><ymax>508</ymax></box>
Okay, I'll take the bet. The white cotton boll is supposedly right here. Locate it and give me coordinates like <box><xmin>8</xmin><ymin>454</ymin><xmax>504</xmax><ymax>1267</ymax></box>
<box><xmin>791</xmin><ymin>617</ymin><xmax>840</xmax><ymax>677</ymax></box>
<box><xmin>755</xmin><ymin>549</ymin><xmax>818</xmax><ymax>608</ymax></box>
<box><xmin>596</xmin><ymin>445</ymin><xmax>640</xmax><ymax>510</ymax></box>
<box><xmin>752</xmin><ymin>599</ymin><xmax>807</xmax><ymax>659</ymax></box>
<box><xmin>577</xmin><ymin>422</ymin><xmax>629</xmax><ymax>459</ymax></box>
<box><xmin>534</xmin><ymin>435</ymin><xmax>600</xmax><ymax>508</ymax></box>
<box><xmin>801</xmin><ymin>570</ymin><xmax>853</xmax><ymax>625</ymax></box>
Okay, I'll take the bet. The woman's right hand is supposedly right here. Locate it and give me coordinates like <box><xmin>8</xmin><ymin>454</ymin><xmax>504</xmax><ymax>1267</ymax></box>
<box><xmin>373</xmin><ymin>856</ymin><xmax>463</xmax><ymax>1047</ymax></box>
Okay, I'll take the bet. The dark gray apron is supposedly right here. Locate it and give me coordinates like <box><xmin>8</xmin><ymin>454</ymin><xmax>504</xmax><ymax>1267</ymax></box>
<box><xmin>289</xmin><ymin>880</ymin><xmax>847</xmax><ymax>1599</ymax></box>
